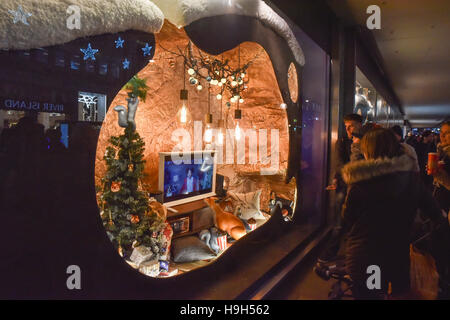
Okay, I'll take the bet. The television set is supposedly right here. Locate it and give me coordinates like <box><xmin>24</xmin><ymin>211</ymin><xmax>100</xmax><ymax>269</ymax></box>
<box><xmin>158</xmin><ymin>151</ymin><xmax>217</xmax><ymax>207</ymax></box>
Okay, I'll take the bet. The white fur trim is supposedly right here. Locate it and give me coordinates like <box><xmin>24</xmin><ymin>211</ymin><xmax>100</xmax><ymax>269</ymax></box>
<box><xmin>0</xmin><ymin>0</ymin><xmax>164</xmax><ymax>50</ymax></box>
<box><xmin>342</xmin><ymin>154</ymin><xmax>416</xmax><ymax>185</ymax></box>
<box><xmin>152</xmin><ymin>0</ymin><xmax>305</xmax><ymax>66</ymax></box>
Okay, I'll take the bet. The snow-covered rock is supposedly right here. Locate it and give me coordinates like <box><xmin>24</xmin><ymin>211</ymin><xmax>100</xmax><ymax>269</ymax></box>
<box><xmin>0</xmin><ymin>0</ymin><xmax>164</xmax><ymax>50</ymax></box>
<box><xmin>152</xmin><ymin>0</ymin><xmax>305</xmax><ymax>66</ymax></box>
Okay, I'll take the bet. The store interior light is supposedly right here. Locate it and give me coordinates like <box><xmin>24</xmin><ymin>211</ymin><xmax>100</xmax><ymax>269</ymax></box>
<box><xmin>218</xmin><ymin>130</ymin><xmax>224</xmax><ymax>145</ymax></box>
<box><xmin>180</xmin><ymin>103</ymin><xmax>187</xmax><ymax>123</ymax></box>
<box><xmin>179</xmin><ymin>89</ymin><xmax>188</xmax><ymax>124</ymax></box>
<box><xmin>204</xmin><ymin>124</ymin><xmax>213</xmax><ymax>143</ymax></box>
<box><xmin>235</xmin><ymin>122</ymin><xmax>241</xmax><ymax>141</ymax></box>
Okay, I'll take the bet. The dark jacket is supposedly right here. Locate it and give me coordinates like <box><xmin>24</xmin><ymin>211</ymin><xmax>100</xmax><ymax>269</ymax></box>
<box><xmin>340</xmin><ymin>153</ymin><xmax>444</xmax><ymax>296</ymax></box>
<box><xmin>433</xmin><ymin>144</ymin><xmax>450</xmax><ymax>212</ymax></box>
<box><xmin>334</xmin><ymin>136</ymin><xmax>353</xmax><ymax>188</ymax></box>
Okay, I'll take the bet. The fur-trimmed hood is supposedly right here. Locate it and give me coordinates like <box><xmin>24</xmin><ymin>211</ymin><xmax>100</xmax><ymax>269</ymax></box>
<box><xmin>342</xmin><ymin>154</ymin><xmax>416</xmax><ymax>185</ymax></box>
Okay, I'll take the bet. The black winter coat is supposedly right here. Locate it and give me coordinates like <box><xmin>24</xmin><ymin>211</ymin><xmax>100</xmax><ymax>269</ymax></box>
<box><xmin>340</xmin><ymin>153</ymin><xmax>444</xmax><ymax>296</ymax></box>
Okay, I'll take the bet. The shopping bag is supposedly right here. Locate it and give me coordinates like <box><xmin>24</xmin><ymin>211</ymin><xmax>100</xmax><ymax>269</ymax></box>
<box><xmin>410</xmin><ymin>244</ymin><xmax>439</xmax><ymax>300</ymax></box>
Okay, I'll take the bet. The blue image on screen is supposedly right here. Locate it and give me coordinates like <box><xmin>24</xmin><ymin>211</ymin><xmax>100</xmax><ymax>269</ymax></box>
<box><xmin>163</xmin><ymin>156</ymin><xmax>214</xmax><ymax>201</ymax></box>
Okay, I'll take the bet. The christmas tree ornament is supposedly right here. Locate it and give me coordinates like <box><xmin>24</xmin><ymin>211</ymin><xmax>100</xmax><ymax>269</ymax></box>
<box><xmin>8</xmin><ymin>5</ymin><xmax>32</xmax><ymax>25</ymax></box>
<box><xmin>115</xmin><ymin>37</ymin><xmax>125</xmax><ymax>48</ymax></box>
<box><xmin>130</xmin><ymin>215</ymin><xmax>140</xmax><ymax>224</ymax></box>
<box><xmin>80</xmin><ymin>43</ymin><xmax>99</xmax><ymax>61</ymax></box>
<box><xmin>128</xmin><ymin>163</ymin><xmax>133</xmax><ymax>171</ymax></box>
<box><xmin>111</xmin><ymin>181</ymin><xmax>121</xmax><ymax>192</ymax></box>
<box><xmin>118</xmin><ymin>245</ymin><xmax>124</xmax><ymax>257</ymax></box>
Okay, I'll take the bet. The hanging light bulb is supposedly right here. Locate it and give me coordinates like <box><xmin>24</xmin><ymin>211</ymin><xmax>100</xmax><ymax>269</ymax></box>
<box><xmin>205</xmin><ymin>86</ymin><xmax>213</xmax><ymax>143</ymax></box>
<box><xmin>218</xmin><ymin>130</ymin><xmax>224</xmax><ymax>145</ymax></box>
<box><xmin>179</xmin><ymin>89</ymin><xmax>189</xmax><ymax>124</ymax></box>
<box><xmin>235</xmin><ymin>122</ymin><xmax>241</xmax><ymax>141</ymax></box>
<box><xmin>216</xmin><ymin>94</ymin><xmax>222</xmax><ymax>100</ymax></box>
<box><xmin>188</xmin><ymin>68</ymin><xmax>195</xmax><ymax>75</ymax></box>
<box><xmin>234</xmin><ymin>109</ymin><xmax>242</xmax><ymax>141</ymax></box>
<box><xmin>180</xmin><ymin>102</ymin><xmax>187</xmax><ymax>123</ymax></box>
<box><xmin>204</xmin><ymin>124</ymin><xmax>213</xmax><ymax>143</ymax></box>
<box><xmin>197</xmin><ymin>84</ymin><xmax>203</xmax><ymax>91</ymax></box>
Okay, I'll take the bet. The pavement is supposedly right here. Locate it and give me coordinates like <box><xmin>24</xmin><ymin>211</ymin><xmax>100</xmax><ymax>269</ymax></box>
<box><xmin>265</xmin><ymin>241</ymin><xmax>346</xmax><ymax>300</ymax></box>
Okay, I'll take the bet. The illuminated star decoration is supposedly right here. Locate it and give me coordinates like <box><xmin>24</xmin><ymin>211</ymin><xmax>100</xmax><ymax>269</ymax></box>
<box><xmin>9</xmin><ymin>5</ymin><xmax>32</xmax><ymax>25</ymax></box>
<box><xmin>80</xmin><ymin>43</ymin><xmax>99</xmax><ymax>61</ymax></box>
<box><xmin>115</xmin><ymin>37</ymin><xmax>124</xmax><ymax>48</ymax></box>
<box><xmin>123</xmin><ymin>58</ymin><xmax>130</xmax><ymax>70</ymax></box>
<box><xmin>141</xmin><ymin>43</ymin><xmax>153</xmax><ymax>56</ymax></box>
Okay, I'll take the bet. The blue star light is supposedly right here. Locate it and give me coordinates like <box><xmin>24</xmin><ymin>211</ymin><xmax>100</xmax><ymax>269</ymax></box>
<box><xmin>80</xmin><ymin>43</ymin><xmax>99</xmax><ymax>61</ymax></box>
<box><xmin>115</xmin><ymin>37</ymin><xmax>125</xmax><ymax>48</ymax></box>
<box><xmin>142</xmin><ymin>43</ymin><xmax>153</xmax><ymax>56</ymax></box>
<box><xmin>123</xmin><ymin>58</ymin><xmax>130</xmax><ymax>70</ymax></box>
<box><xmin>9</xmin><ymin>5</ymin><xmax>32</xmax><ymax>25</ymax></box>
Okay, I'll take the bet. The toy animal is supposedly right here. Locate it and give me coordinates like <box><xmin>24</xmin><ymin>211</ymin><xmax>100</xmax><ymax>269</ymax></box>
<box><xmin>204</xmin><ymin>197</ymin><xmax>246</xmax><ymax>240</ymax></box>
<box><xmin>199</xmin><ymin>227</ymin><xmax>221</xmax><ymax>254</ymax></box>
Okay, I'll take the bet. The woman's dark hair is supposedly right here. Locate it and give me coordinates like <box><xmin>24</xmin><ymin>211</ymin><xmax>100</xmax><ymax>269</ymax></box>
<box><xmin>360</xmin><ymin>128</ymin><xmax>402</xmax><ymax>159</ymax></box>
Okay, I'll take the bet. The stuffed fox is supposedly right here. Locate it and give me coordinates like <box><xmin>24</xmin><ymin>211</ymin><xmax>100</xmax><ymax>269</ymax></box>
<box><xmin>204</xmin><ymin>197</ymin><xmax>246</xmax><ymax>240</ymax></box>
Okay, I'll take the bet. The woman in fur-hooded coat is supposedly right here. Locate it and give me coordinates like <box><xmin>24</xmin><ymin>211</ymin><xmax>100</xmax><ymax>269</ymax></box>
<box><xmin>340</xmin><ymin>128</ymin><xmax>444</xmax><ymax>299</ymax></box>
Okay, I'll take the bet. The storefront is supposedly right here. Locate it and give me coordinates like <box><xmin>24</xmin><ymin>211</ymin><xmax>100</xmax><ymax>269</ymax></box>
<box><xmin>0</xmin><ymin>0</ymin><xmax>335</xmax><ymax>299</ymax></box>
<box><xmin>0</xmin><ymin>0</ymin><xmax>401</xmax><ymax>300</ymax></box>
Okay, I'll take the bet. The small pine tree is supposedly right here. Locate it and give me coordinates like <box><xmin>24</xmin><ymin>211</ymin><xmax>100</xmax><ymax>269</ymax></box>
<box><xmin>99</xmin><ymin>76</ymin><xmax>164</xmax><ymax>254</ymax></box>
<box><xmin>123</xmin><ymin>75</ymin><xmax>149</xmax><ymax>102</ymax></box>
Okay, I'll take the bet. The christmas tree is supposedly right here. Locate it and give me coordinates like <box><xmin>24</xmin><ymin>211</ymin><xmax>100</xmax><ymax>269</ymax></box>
<box><xmin>99</xmin><ymin>76</ymin><xmax>164</xmax><ymax>255</ymax></box>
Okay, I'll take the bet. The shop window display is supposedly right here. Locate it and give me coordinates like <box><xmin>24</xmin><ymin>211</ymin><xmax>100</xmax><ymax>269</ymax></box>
<box><xmin>95</xmin><ymin>24</ymin><xmax>297</xmax><ymax>277</ymax></box>
<box><xmin>0</xmin><ymin>0</ymin><xmax>322</xmax><ymax>298</ymax></box>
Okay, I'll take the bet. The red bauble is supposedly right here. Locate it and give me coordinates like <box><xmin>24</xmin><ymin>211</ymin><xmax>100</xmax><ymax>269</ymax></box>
<box><xmin>130</xmin><ymin>215</ymin><xmax>140</xmax><ymax>224</ymax></box>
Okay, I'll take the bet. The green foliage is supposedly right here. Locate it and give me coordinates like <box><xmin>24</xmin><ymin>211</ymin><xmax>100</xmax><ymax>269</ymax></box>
<box><xmin>123</xmin><ymin>75</ymin><xmax>149</xmax><ymax>102</ymax></box>
<box><xmin>99</xmin><ymin>124</ymin><xmax>162</xmax><ymax>251</ymax></box>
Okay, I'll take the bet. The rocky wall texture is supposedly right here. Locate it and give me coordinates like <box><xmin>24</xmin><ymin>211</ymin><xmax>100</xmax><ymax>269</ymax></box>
<box><xmin>95</xmin><ymin>21</ymin><xmax>292</xmax><ymax>208</ymax></box>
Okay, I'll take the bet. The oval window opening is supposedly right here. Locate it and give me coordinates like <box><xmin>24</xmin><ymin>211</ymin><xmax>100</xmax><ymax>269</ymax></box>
<box><xmin>95</xmin><ymin>23</ymin><xmax>296</xmax><ymax>278</ymax></box>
